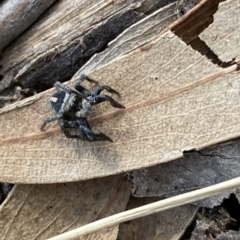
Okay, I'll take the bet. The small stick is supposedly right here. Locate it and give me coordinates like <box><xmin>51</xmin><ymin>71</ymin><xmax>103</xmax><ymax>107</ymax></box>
<box><xmin>48</xmin><ymin>176</ymin><xmax>240</xmax><ymax>240</ymax></box>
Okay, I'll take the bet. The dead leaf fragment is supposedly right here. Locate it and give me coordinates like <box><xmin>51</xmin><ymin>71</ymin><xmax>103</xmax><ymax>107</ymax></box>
<box><xmin>200</xmin><ymin>0</ymin><xmax>240</xmax><ymax>62</ymax></box>
<box><xmin>118</xmin><ymin>197</ymin><xmax>198</xmax><ymax>240</ymax></box>
<box><xmin>0</xmin><ymin>29</ymin><xmax>240</xmax><ymax>183</ymax></box>
<box><xmin>0</xmin><ymin>175</ymin><xmax>131</xmax><ymax>240</ymax></box>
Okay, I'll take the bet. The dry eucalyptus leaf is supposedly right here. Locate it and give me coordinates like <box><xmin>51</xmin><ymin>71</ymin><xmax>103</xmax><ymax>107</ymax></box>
<box><xmin>171</xmin><ymin>0</ymin><xmax>221</xmax><ymax>42</ymax></box>
<box><xmin>171</xmin><ymin>0</ymin><xmax>224</xmax><ymax>65</ymax></box>
<box><xmin>200</xmin><ymin>0</ymin><xmax>240</xmax><ymax>62</ymax></box>
<box><xmin>0</xmin><ymin>30</ymin><xmax>239</xmax><ymax>184</ymax></box>
<box><xmin>0</xmin><ymin>175</ymin><xmax>131</xmax><ymax>240</ymax></box>
<box><xmin>118</xmin><ymin>197</ymin><xmax>198</xmax><ymax>240</ymax></box>
<box><xmin>131</xmin><ymin>140</ymin><xmax>240</xmax><ymax>208</ymax></box>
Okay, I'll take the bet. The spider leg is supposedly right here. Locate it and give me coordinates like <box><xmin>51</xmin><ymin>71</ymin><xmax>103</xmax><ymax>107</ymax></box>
<box><xmin>59</xmin><ymin>120</ymin><xmax>80</xmax><ymax>138</ymax></box>
<box><xmin>54</xmin><ymin>81</ymin><xmax>72</xmax><ymax>93</ymax></box>
<box><xmin>92</xmin><ymin>85</ymin><xmax>121</xmax><ymax>97</ymax></box>
<box><xmin>74</xmin><ymin>74</ymin><xmax>98</xmax><ymax>98</ymax></box>
<box><xmin>78</xmin><ymin>118</ymin><xmax>113</xmax><ymax>142</ymax></box>
<box><xmin>94</xmin><ymin>94</ymin><xmax>125</xmax><ymax>109</ymax></box>
<box><xmin>80</xmin><ymin>126</ymin><xmax>113</xmax><ymax>142</ymax></box>
<box><xmin>76</xmin><ymin>74</ymin><xmax>98</xmax><ymax>85</ymax></box>
<box><xmin>74</xmin><ymin>84</ymin><xmax>91</xmax><ymax>98</ymax></box>
<box><xmin>41</xmin><ymin>113</ymin><xmax>63</xmax><ymax>130</ymax></box>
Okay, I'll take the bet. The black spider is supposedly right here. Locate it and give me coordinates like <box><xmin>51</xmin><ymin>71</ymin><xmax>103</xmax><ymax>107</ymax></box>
<box><xmin>41</xmin><ymin>74</ymin><xmax>125</xmax><ymax>142</ymax></box>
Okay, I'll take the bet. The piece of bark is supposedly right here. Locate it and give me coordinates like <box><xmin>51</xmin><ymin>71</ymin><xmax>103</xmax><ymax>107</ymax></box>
<box><xmin>171</xmin><ymin>0</ymin><xmax>222</xmax><ymax>42</ymax></box>
<box><xmin>176</xmin><ymin>0</ymin><xmax>202</xmax><ymax>16</ymax></box>
<box><xmin>233</xmin><ymin>188</ymin><xmax>240</xmax><ymax>204</ymax></box>
<box><xmin>190</xmin><ymin>220</ymin><xmax>209</xmax><ymax>240</ymax></box>
<box><xmin>75</xmin><ymin>2</ymin><xmax>177</xmax><ymax>76</ymax></box>
<box><xmin>0</xmin><ymin>0</ymin><xmax>223</xmax><ymax>92</ymax></box>
<box><xmin>131</xmin><ymin>140</ymin><xmax>240</xmax><ymax>208</ymax></box>
<box><xmin>215</xmin><ymin>230</ymin><xmax>240</xmax><ymax>240</ymax></box>
<box><xmin>0</xmin><ymin>183</ymin><xmax>13</xmax><ymax>204</ymax></box>
<box><xmin>0</xmin><ymin>0</ymin><xmax>57</xmax><ymax>52</ymax></box>
<box><xmin>75</xmin><ymin>0</ymin><xmax>223</xmax><ymax>77</ymax></box>
<box><xmin>136</xmin><ymin>0</ymin><xmax>176</xmax><ymax>14</ymax></box>
<box><xmin>191</xmin><ymin>206</ymin><xmax>239</xmax><ymax>240</ymax></box>
<box><xmin>0</xmin><ymin>175</ymin><xmax>131</xmax><ymax>240</ymax></box>
<box><xmin>0</xmin><ymin>0</ymin><xmax>145</xmax><ymax>91</ymax></box>
<box><xmin>14</xmin><ymin>10</ymin><xmax>144</xmax><ymax>88</ymax></box>
<box><xmin>118</xmin><ymin>197</ymin><xmax>198</xmax><ymax>240</ymax></box>
<box><xmin>0</xmin><ymin>29</ymin><xmax>239</xmax><ymax>183</ymax></box>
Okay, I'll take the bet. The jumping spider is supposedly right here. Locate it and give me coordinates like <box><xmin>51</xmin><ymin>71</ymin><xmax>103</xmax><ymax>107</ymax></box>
<box><xmin>41</xmin><ymin>74</ymin><xmax>125</xmax><ymax>142</ymax></box>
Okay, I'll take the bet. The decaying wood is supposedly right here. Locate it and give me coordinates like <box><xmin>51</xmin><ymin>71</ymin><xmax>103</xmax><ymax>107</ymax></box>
<box><xmin>191</xmin><ymin>210</ymin><xmax>240</xmax><ymax>240</ymax></box>
<box><xmin>176</xmin><ymin>0</ymin><xmax>202</xmax><ymax>16</ymax></box>
<box><xmin>190</xmin><ymin>220</ymin><xmax>210</xmax><ymax>240</ymax></box>
<box><xmin>0</xmin><ymin>28</ymin><xmax>239</xmax><ymax>183</ymax></box>
<box><xmin>118</xmin><ymin>197</ymin><xmax>198</xmax><ymax>240</ymax></box>
<box><xmin>0</xmin><ymin>94</ymin><xmax>41</xmax><ymax>114</ymax></box>
<box><xmin>215</xmin><ymin>231</ymin><xmax>240</xmax><ymax>240</ymax></box>
<box><xmin>0</xmin><ymin>0</ymin><xmax>145</xmax><ymax>91</ymax></box>
<box><xmin>200</xmin><ymin>0</ymin><xmax>240</xmax><ymax>62</ymax></box>
<box><xmin>75</xmin><ymin>2</ymin><xmax>177</xmax><ymax>76</ymax></box>
<box><xmin>136</xmin><ymin>0</ymin><xmax>176</xmax><ymax>14</ymax></box>
<box><xmin>0</xmin><ymin>175</ymin><xmax>131</xmax><ymax>240</ymax></box>
<box><xmin>0</xmin><ymin>0</ymin><xmax>57</xmax><ymax>52</ymax></box>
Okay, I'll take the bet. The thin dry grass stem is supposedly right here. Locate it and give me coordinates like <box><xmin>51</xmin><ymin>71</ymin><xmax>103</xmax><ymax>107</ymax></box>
<box><xmin>48</xmin><ymin>176</ymin><xmax>240</xmax><ymax>240</ymax></box>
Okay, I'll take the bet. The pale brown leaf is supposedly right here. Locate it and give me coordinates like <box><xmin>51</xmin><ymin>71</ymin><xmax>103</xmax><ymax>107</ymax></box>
<box><xmin>45</xmin><ymin>177</ymin><xmax>240</xmax><ymax>239</ymax></box>
<box><xmin>0</xmin><ymin>29</ymin><xmax>239</xmax><ymax>183</ymax></box>
<box><xmin>0</xmin><ymin>175</ymin><xmax>131</xmax><ymax>240</ymax></box>
<box><xmin>200</xmin><ymin>0</ymin><xmax>240</xmax><ymax>62</ymax></box>
<box><xmin>118</xmin><ymin>197</ymin><xmax>198</xmax><ymax>240</ymax></box>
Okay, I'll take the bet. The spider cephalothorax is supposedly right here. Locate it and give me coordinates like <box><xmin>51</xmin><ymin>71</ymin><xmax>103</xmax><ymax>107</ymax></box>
<box><xmin>41</xmin><ymin>74</ymin><xmax>125</xmax><ymax>142</ymax></box>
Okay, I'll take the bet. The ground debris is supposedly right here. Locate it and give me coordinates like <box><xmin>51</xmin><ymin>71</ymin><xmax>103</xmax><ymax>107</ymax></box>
<box><xmin>189</xmin><ymin>194</ymin><xmax>240</xmax><ymax>240</ymax></box>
